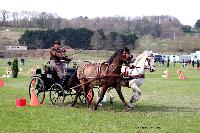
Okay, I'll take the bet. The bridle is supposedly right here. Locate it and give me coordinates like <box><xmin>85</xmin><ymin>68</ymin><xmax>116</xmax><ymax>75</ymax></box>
<box><xmin>133</xmin><ymin>55</ymin><xmax>154</xmax><ymax>71</ymax></box>
<box><xmin>123</xmin><ymin>52</ymin><xmax>130</xmax><ymax>60</ymax></box>
<box><xmin>122</xmin><ymin>52</ymin><xmax>133</xmax><ymax>65</ymax></box>
<box><xmin>122</xmin><ymin>52</ymin><xmax>155</xmax><ymax>79</ymax></box>
<box><xmin>146</xmin><ymin>56</ymin><xmax>155</xmax><ymax>72</ymax></box>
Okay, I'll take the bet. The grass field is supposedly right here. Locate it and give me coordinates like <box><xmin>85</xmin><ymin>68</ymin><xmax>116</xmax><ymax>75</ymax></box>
<box><xmin>0</xmin><ymin>56</ymin><xmax>200</xmax><ymax>133</ymax></box>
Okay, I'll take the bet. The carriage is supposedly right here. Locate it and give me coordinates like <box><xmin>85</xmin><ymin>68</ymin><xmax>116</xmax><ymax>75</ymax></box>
<box><xmin>28</xmin><ymin>47</ymin><xmax>133</xmax><ymax>110</ymax></box>
<box><xmin>28</xmin><ymin>60</ymin><xmax>94</xmax><ymax>106</ymax></box>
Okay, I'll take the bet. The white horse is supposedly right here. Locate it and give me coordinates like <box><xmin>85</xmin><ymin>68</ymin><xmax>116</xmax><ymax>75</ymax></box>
<box><xmin>105</xmin><ymin>50</ymin><xmax>155</xmax><ymax>106</ymax></box>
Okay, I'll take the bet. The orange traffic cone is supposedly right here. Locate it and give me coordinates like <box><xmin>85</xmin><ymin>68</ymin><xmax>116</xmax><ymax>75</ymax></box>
<box><xmin>30</xmin><ymin>90</ymin><xmax>40</xmax><ymax>107</ymax></box>
<box><xmin>179</xmin><ymin>72</ymin><xmax>183</xmax><ymax>80</ymax></box>
<box><xmin>182</xmin><ymin>75</ymin><xmax>186</xmax><ymax>80</ymax></box>
<box><xmin>31</xmin><ymin>79</ymin><xmax>36</xmax><ymax>86</ymax></box>
<box><xmin>0</xmin><ymin>78</ymin><xmax>5</xmax><ymax>87</ymax></box>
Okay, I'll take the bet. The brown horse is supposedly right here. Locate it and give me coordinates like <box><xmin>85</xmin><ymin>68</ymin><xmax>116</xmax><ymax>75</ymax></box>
<box><xmin>71</xmin><ymin>47</ymin><xmax>132</xmax><ymax>110</ymax></box>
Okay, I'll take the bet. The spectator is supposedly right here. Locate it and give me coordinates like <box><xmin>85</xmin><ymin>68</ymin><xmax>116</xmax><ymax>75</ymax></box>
<box><xmin>167</xmin><ymin>58</ymin><xmax>170</xmax><ymax>67</ymax></box>
<box><xmin>192</xmin><ymin>60</ymin><xmax>195</xmax><ymax>67</ymax></box>
<box><xmin>161</xmin><ymin>58</ymin><xmax>165</xmax><ymax>67</ymax></box>
<box><xmin>7</xmin><ymin>61</ymin><xmax>12</xmax><ymax>66</ymax></box>
<box><xmin>173</xmin><ymin>56</ymin><xmax>176</xmax><ymax>67</ymax></box>
<box><xmin>21</xmin><ymin>58</ymin><xmax>25</xmax><ymax>66</ymax></box>
<box><xmin>197</xmin><ymin>60</ymin><xmax>200</xmax><ymax>68</ymax></box>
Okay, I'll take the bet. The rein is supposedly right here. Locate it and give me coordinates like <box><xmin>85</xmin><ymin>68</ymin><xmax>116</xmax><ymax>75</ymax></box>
<box><xmin>123</xmin><ymin>74</ymin><xmax>145</xmax><ymax>80</ymax></box>
<box><xmin>79</xmin><ymin>48</ymin><xmax>131</xmax><ymax>85</ymax></box>
<box><xmin>122</xmin><ymin>57</ymin><xmax>151</xmax><ymax>79</ymax></box>
<box><xmin>97</xmin><ymin>63</ymin><xmax>122</xmax><ymax>79</ymax></box>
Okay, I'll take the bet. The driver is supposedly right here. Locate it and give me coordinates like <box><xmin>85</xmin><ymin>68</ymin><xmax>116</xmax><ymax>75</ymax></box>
<box><xmin>50</xmin><ymin>40</ymin><xmax>71</xmax><ymax>83</ymax></box>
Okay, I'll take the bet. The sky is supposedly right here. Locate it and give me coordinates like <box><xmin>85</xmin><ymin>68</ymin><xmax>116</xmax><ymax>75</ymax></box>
<box><xmin>0</xmin><ymin>0</ymin><xmax>199</xmax><ymax>26</ymax></box>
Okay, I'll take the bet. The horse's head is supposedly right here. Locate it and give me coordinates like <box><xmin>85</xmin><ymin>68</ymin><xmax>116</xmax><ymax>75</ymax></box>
<box><xmin>122</xmin><ymin>47</ymin><xmax>133</xmax><ymax>65</ymax></box>
<box><xmin>145</xmin><ymin>50</ymin><xmax>155</xmax><ymax>72</ymax></box>
<box><xmin>129</xmin><ymin>50</ymin><xmax>155</xmax><ymax>72</ymax></box>
<box><xmin>108</xmin><ymin>47</ymin><xmax>132</xmax><ymax>66</ymax></box>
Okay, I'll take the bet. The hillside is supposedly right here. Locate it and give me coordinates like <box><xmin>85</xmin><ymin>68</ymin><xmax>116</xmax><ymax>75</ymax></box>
<box><xmin>0</xmin><ymin>28</ymin><xmax>200</xmax><ymax>55</ymax></box>
<box><xmin>0</xmin><ymin>28</ymin><xmax>24</xmax><ymax>50</ymax></box>
<box><xmin>138</xmin><ymin>34</ymin><xmax>200</xmax><ymax>53</ymax></box>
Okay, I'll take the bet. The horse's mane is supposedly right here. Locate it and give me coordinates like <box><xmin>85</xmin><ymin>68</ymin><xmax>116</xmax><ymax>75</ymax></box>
<box><xmin>131</xmin><ymin>52</ymin><xmax>145</xmax><ymax>66</ymax></box>
<box><xmin>130</xmin><ymin>51</ymin><xmax>150</xmax><ymax>66</ymax></box>
<box><xmin>108</xmin><ymin>49</ymin><xmax>124</xmax><ymax>64</ymax></box>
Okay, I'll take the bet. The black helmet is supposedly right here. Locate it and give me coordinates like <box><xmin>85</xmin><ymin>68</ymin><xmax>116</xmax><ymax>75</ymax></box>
<box><xmin>53</xmin><ymin>40</ymin><xmax>61</xmax><ymax>45</ymax></box>
<box><xmin>124</xmin><ymin>47</ymin><xmax>130</xmax><ymax>53</ymax></box>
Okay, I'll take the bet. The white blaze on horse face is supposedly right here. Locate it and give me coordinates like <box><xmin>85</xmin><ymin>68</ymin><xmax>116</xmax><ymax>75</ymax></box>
<box><xmin>150</xmin><ymin>57</ymin><xmax>155</xmax><ymax>72</ymax></box>
<box><xmin>147</xmin><ymin>54</ymin><xmax>155</xmax><ymax>72</ymax></box>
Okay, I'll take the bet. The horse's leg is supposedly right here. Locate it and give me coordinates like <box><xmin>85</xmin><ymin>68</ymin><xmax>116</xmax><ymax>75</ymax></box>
<box><xmin>130</xmin><ymin>84</ymin><xmax>141</xmax><ymax>103</ymax></box>
<box><xmin>71</xmin><ymin>90</ymin><xmax>81</xmax><ymax>107</ymax></box>
<box><xmin>114</xmin><ymin>79</ymin><xmax>132</xmax><ymax>108</ymax></box>
<box><xmin>94</xmin><ymin>85</ymin><xmax>107</xmax><ymax>110</ymax></box>
<box><xmin>81</xmin><ymin>79</ymin><xmax>89</xmax><ymax>106</ymax></box>
<box><xmin>115</xmin><ymin>85</ymin><xmax>129</xmax><ymax>107</ymax></box>
<box><xmin>96</xmin><ymin>87</ymin><xmax>103</xmax><ymax>106</ymax></box>
<box><xmin>87</xmin><ymin>83</ymin><xmax>94</xmax><ymax>107</ymax></box>
<box><xmin>107</xmin><ymin>88</ymin><xmax>114</xmax><ymax>104</ymax></box>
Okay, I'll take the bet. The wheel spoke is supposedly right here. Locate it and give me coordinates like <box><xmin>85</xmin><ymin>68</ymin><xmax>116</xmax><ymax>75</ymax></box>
<box><xmin>29</xmin><ymin>77</ymin><xmax>45</xmax><ymax>104</ymax></box>
<box><xmin>50</xmin><ymin>84</ymin><xmax>64</xmax><ymax>106</ymax></box>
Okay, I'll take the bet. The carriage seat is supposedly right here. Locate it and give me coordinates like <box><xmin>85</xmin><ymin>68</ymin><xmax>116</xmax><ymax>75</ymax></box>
<box><xmin>66</xmin><ymin>68</ymin><xmax>76</xmax><ymax>77</ymax></box>
<box><xmin>44</xmin><ymin>62</ymin><xmax>60</xmax><ymax>81</ymax></box>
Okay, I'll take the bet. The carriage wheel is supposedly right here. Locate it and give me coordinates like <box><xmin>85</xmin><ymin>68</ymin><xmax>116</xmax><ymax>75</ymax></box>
<box><xmin>79</xmin><ymin>87</ymin><xmax>94</xmax><ymax>105</ymax></box>
<box><xmin>63</xmin><ymin>88</ymin><xmax>77</xmax><ymax>103</ymax></box>
<box><xmin>50</xmin><ymin>83</ymin><xmax>65</xmax><ymax>106</ymax></box>
<box><xmin>87</xmin><ymin>87</ymin><xmax>94</xmax><ymax>105</ymax></box>
<box><xmin>79</xmin><ymin>92</ymin><xmax>86</xmax><ymax>104</ymax></box>
<box><xmin>28</xmin><ymin>77</ymin><xmax>45</xmax><ymax>104</ymax></box>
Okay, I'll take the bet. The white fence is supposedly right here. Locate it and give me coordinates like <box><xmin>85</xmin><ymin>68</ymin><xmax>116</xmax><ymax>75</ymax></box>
<box><xmin>6</xmin><ymin>46</ymin><xmax>27</xmax><ymax>50</ymax></box>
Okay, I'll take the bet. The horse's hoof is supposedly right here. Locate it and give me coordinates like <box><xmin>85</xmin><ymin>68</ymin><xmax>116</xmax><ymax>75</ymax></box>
<box><xmin>71</xmin><ymin>103</ymin><xmax>75</xmax><ymax>107</ymax></box>
<box><xmin>125</xmin><ymin>107</ymin><xmax>134</xmax><ymax>112</ymax></box>
<box><xmin>98</xmin><ymin>103</ymin><xmax>103</xmax><ymax>106</ymax></box>
<box><xmin>128</xmin><ymin>103</ymin><xmax>134</xmax><ymax>108</ymax></box>
<box><xmin>93</xmin><ymin>106</ymin><xmax>97</xmax><ymax>110</ymax></box>
<box><xmin>126</xmin><ymin>105</ymin><xmax>134</xmax><ymax>111</ymax></box>
<box><xmin>88</xmin><ymin>107</ymin><xmax>93</xmax><ymax>111</ymax></box>
<box><xmin>125</xmin><ymin>104</ymin><xmax>134</xmax><ymax>112</ymax></box>
<box><xmin>130</xmin><ymin>100</ymin><xmax>133</xmax><ymax>103</ymax></box>
<box><xmin>110</xmin><ymin>97</ymin><xmax>114</xmax><ymax>104</ymax></box>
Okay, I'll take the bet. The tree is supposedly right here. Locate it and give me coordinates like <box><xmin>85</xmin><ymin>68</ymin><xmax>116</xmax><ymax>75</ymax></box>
<box><xmin>182</xmin><ymin>25</ymin><xmax>192</xmax><ymax>33</ymax></box>
<box><xmin>74</xmin><ymin>28</ymin><xmax>93</xmax><ymax>49</ymax></box>
<box><xmin>90</xmin><ymin>30</ymin><xmax>103</xmax><ymax>50</ymax></box>
<box><xmin>105</xmin><ymin>32</ymin><xmax>122</xmax><ymax>50</ymax></box>
<box><xmin>120</xmin><ymin>33</ymin><xmax>138</xmax><ymax>48</ymax></box>
<box><xmin>152</xmin><ymin>24</ymin><xmax>161</xmax><ymax>37</ymax></box>
<box><xmin>12</xmin><ymin>58</ymin><xmax>19</xmax><ymax>78</ymax></box>
<box><xmin>1</xmin><ymin>10</ymin><xmax>9</xmax><ymax>26</ymax></box>
<box><xmin>19</xmin><ymin>28</ymin><xmax>93</xmax><ymax>50</ymax></box>
<box><xmin>195</xmin><ymin>19</ymin><xmax>200</xmax><ymax>30</ymax></box>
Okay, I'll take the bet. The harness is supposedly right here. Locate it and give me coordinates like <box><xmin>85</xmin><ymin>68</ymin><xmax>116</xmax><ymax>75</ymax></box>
<box><xmin>78</xmin><ymin>49</ymin><xmax>132</xmax><ymax>88</ymax></box>
<box><xmin>122</xmin><ymin>56</ymin><xmax>154</xmax><ymax>79</ymax></box>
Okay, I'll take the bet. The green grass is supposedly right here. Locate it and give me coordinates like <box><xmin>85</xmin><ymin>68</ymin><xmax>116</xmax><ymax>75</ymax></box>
<box><xmin>0</xmin><ymin>58</ymin><xmax>200</xmax><ymax>133</ymax></box>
